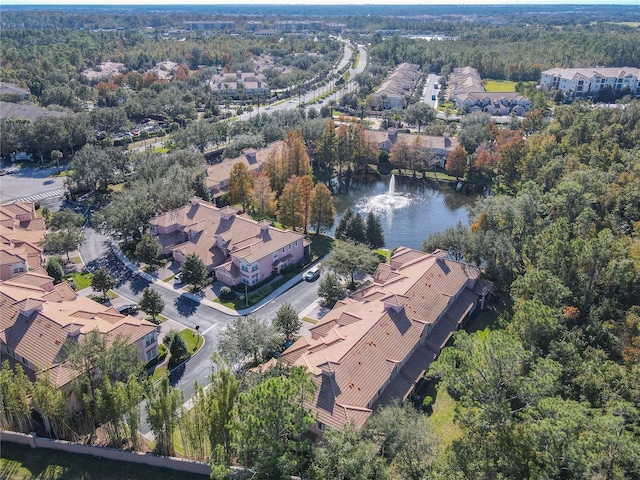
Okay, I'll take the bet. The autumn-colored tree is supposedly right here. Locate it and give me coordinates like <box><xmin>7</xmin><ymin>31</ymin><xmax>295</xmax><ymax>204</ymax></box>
<box><xmin>281</xmin><ymin>129</ymin><xmax>311</xmax><ymax>180</ymax></box>
<box><xmin>251</xmin><ymin>172</ymin><xmax>276</xmax><ymax>217</ymax></box>
<box><xmin>495</xmin><ymin>129</ymin><xmax>526</xmax><ymax>183</ymax></box>
<box><xmin>298</xmin><ymin>175</ymin><xmax>314</xmax><ymax>235</ymax></box>
<box><xmin>310</xmin><ymin>182</ymin><xmax>336</xmax><ymax>235</ymax></box>
<box><xmin>446</xmin><ymin>145</ymin><xmax>469</xmax><ymax>180</ymax></box>
<box><xmin>474</xmin><ymin>143</ymin><xmax>497</xmax><ymax>174</ymax></box>
<box><xmin>314</xmin><ymin>120</ymin><xmax>337</xmax><ymax>178</ymax></box>
<box><xmin>390</xmin><ymin>140</ymin><xmax>412</xmax><ymax>172</ymax></box>
<box><xmin>278</xmin><ymin>175</ymin><xmax>303</xmax><ymax>231</ymax></box>
<box><xmin>228</xmin><ymin>162</ymin><xmax>252</xmax><ymax>213</ymax></box>
<box><xmin>263</xmin><ymin>150</ymin><xmax>284</xmax><ymax>193</ymax></box>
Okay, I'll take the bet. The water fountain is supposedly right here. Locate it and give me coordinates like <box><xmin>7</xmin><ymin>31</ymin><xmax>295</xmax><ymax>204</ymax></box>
<box><xmin>359</xmin><ymin>174</ymin><xmax>411</xmax><ymax>214</ymax></box>
<box><xmin>388</xmin><ymin>174</ymin><xmax>396</xmax><ymax>203</ymax></box>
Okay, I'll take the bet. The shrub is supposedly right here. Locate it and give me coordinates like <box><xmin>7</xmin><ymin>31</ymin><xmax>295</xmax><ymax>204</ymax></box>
<box><xmin>219</xmin><ymin>286</ymin><xmax>234</xmax><ymax>299</ymax></box>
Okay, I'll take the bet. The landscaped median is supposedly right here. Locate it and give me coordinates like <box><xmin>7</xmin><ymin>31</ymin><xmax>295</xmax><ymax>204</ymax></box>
<box><xmin>147</xmin><ymin>328</ymin><xmax>204</xmax><ymax>382</ymax></box>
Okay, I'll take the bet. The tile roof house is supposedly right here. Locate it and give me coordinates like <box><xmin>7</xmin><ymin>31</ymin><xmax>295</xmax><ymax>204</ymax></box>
<box><xmin>370</xmin><ymin>63</ymin><xmax>421</xmax><ymax>110</ymax></box>
<box><xmin>447</xmin><ymin>66</ymin><xmax>531</xmax><ymax>115</ymax></box>
<box><xmin>278</xmin><ymin>247</ymin><xmax>491</xmax><ymax>434</ymax></box>
<box><xmin>364</xmin><ymin>129</ymin><xmax>459</xmax><ymax>167</ymax></box>
<box><xmin>0</xmin><ymin>269</ymin><xmax>158</xmax><ymax>392</ymax></box>
<box><xmin>0</xmin><ymin>202</ymin><xmax>46</xmax><ymax>281</ymax></box>
<box><xmin>149</xmin><ymin>198</ymin><xmax>309</xmax><ymax>287</ymax></box>
<box><xmin>205</xmin><ymin>140</ymin><xmax>283</xmax><ymax>201</ymax></box>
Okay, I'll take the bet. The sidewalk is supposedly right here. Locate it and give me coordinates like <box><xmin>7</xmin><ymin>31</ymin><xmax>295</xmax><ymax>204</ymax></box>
<box><xmin>111</xmin><ymin>242</ymin><xmax>304</xmax><ymax>316</ymax></box>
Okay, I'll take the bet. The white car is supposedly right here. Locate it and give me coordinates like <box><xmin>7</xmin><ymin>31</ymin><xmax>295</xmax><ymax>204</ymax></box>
<box><xmin>304</xmin><ymin>264</ymin><xmax>321</xmax><ymax>282</ymax></box>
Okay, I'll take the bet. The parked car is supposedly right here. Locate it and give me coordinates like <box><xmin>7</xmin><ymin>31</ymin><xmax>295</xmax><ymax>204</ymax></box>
<box><xmin>174</xmin><ymin>272</ymin><xmax>182</xmax><ymax>283</ymax></box>
<box><xmin>116</xmin><ymin>304</ymin><xmax>139</xmax><ymax>315</ymax></box>
<box><xmin>304</xmin><ymin>264</ymin><xmax>322</xmax><ymax>282</ymax></box>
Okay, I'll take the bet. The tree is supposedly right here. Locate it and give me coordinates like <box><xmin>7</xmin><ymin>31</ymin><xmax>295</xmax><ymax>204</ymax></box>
<box><xmin>273</xmin><ymin>302</ymin><xmax>302</xmax><ymax>343</ymax></box>
<box><xmin>278</xmin><ymin>175</ymin><xmax>303</xmax><ymax>231</ymax></box>
<box><xmin>317</xmin><ymin>271</ymin><xmax>344</xmax><ymax>309</ymax></box>
<box><xmin>50</xmin><ymin>149</ymin><xmax>63</xmax><ymax>172</ymax></box>
<box><xmin>180</xmin><ymin>253</ymin><xmax>208</xmax><ymax>291</ymax></box>
<box><xmin>365</xmin><ymin>212</ymin><xmax>385</xmax><ymax>249</ymax></box>
<box><xmin>445</xmin><ymin>144</ymin><xmax>468</xmax><ymax>180</ymax></box>
<box><xmin>138</xmin><ymin>287</ymin><xmax>164</xmax><ymax>321</ymax></box>
<box><xmin>135</xmin><ymin>232</ymin><xmax>163</xmax><ymax>267</ymax></box>
<box><xmin>314</xmin><ymin>120</ymin><xmax>337</xmax><ymax>179</ymax></box>
<box><xmin>365</xmin><ymin>403</ymin><xmax>438</xmax><ymax>480</ymax></box>
<box><xmin>459</xmin><ymin>111</ymin><xmax>493</xmax><ymax>154</ymax></box>
<box><xmin>230</xmin><ymin>367</ymin><xmax>316</xmax><ymax>478</ymax></box>
<box><xmin>421</xmin><ymin>222</ymin><xmax>470</xmax><ymax>261</ymax></box>
<box><xmin>404</xmin><ymin>102</ymin><xmax>436</xmax><ymax>132</ymax></box>
<box><xmin>325</xmin><ymin>241</ymin><xmax>380</xmax><ymax>289</ymax></box>
<box><xmin>228</xmin><ymin>162</ymin><xmax>252</xmax><ymax>213</ymax></box>
<box><xmin>43</xmin><ymin>209</ymin><xmax>85</xmax><ymax>261</ymax></box>
<box><xmin>309</xmin><ymin>182</ymin><xmax>336</xmax><ymax>235</ymax></box>
<box><xmin>168</xmin><ymin>332</ymin><xmax>187</xmax><ymax>361</ymax></box>
<box><xmin>0</xmin><ymin>361</ymin><xmax>33</xmax><ymax>433</ymax></box>
<box><xmin>298</xmin><ymin>175</ymin><xmax>315</xmax><ymax>235</ymax></box>
<box><xmin>311</xmin><ymin>422</ymin><xmax>388</xmax><ymax>480</ymax></box>
<box><xmin>91</xmin><ymin>267</ymin><xmax>115</xmax><ymax>301</ymax></box>
<box><xmin>45</xmin><ymin>256</ymin><xmax>64</xmax><ymax>283</ymax></box>
<box><xmin>251</xmin><ymin>172</ymin><xmax>276</xmax><ymax>217</ymax></box>
<box><xmin>146</xmin><ymin>373</ymin><xmax>183</xmax><ymax>457</ymax></box>
<box><xmin>208</xmin><ymin>355</ymin><xmax>241</xmax><ymax>464</ymax></box>
<box><xmin>217</xmin><ymin>315</ymin><xmax>280</xmax><ymax>366</ymax></box>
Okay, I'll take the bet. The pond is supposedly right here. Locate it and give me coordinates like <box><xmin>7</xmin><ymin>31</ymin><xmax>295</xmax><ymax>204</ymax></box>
<box><xmin>329</xmin><ymin>175</ymin><xmax>478</xmax><ymax>250</ymax></box>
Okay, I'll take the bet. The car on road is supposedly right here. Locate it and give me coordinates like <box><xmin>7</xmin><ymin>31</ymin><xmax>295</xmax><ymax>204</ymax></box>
<box><xmin>304</xmin><ymin>264</ymin><xmax>322</xmax><ymax>281</ymax></box>
<box><xmin>116</xmin><ymin>304</ymin><xmax>139</xmax><ymax>315</ymax></box>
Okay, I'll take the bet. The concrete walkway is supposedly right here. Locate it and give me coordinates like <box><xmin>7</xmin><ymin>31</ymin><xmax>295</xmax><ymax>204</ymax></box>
<box><xmin>111</xmin><ymin>242</ymin><xmax>305</xmax><ymax>317</ymax></box>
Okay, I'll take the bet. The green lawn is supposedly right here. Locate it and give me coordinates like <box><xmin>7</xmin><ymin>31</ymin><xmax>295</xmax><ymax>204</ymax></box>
<box><xmin>427</xmin><ymin>389</ymin><xmax>463</xmax><ymax>447</ymax></box>
<box><xmin>483</xmin><ymin>79</ymin><xmax>517</xmax><ymax>92</ymax></box>
<box><xmin>0</xmin><ymin>441</ymin><xmax>208</xmax><ymax>480</ymax></box>
<box><xmin>64</xmin><ymin>272</ymin><xmax>92</xmax><ymax>290</ymax></box>
<box><xmin>150</xmin><ymin>329</ymin><xmax>203</xmax><ymax>381</ymax></box>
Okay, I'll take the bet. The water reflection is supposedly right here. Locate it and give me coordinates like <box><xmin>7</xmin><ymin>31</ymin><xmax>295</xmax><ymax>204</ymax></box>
<box><xmin>330</xmin><ymin>176</ymin><xmax>477</xmax><ymax>250</ymax></box>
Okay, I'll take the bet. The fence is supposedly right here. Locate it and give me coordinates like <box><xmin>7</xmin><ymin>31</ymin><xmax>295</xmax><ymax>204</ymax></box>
<box><xmin>0</xmin><ymin>430</ymin><xmax>211</xmax><ymax>476</ymax></box>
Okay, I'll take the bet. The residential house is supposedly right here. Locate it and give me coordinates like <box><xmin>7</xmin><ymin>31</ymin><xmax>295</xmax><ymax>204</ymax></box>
<box><xmin>447</xmin><ymin>66</ymin><xmax>531</xmax><ymax>115</ymax></box>
<box><xmin>370</xmin><ymin>63</ymin><xmax>421</xmax><ymax>110</ymax></box>
<box><xmin>539</xmin><ymin>67</ymin><xmax>640</xmax><ymax>97</ymax></box>
<box><xmin>204</xmin><ymin>140</ymin><xmax>283</xmax><ymax>201</ymax></box>
<box><xmin>0</xmin><ymin>202</ymin><xmax>46</xmax><ymax>281</ymax></box>
<box><xmin>277</xmin><ymin>247</ymin><xmax>491</xmax><ymax>434</ymax></box>
<box><xmin>149</xmin><ymin>198</ymin><xmax>308</xmax><ymax>287</ymax></box>
<box><xmin>364</xmin><ymin>129</ymin><xmax>459</xmax><ymax>167</ymax></box>
<box><xmin>210</xmin><ymin>70</ymin><xmax>270</xmax><ymax>97</ymax></box>
<box><xmin>0</xmin><ymin>269</ymin><xmax>158</xmax><ymax>394</ymax></box>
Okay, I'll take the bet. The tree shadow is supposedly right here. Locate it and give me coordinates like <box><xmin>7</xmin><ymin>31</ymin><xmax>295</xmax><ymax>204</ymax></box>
<box><xmin>168</xmin><ymin>362</ymin><xmax>186</xmax><ymax>387</ymax></box>
<box><xmin>173</xmin><ymin>294</ymin><xmax>199</xmax><ymax>318</ymax></box>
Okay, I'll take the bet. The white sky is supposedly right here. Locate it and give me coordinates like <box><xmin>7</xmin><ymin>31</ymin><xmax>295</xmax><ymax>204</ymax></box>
<box><xmin>3</xmin><ymin>0</ymin><xmax>637</xmax><ymax>5</ymax></box>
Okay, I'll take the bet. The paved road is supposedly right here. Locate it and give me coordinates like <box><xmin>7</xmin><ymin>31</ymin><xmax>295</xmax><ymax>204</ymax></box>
<box><xmin>0</xmin><ymin>164</ymin><xmax>67</xmax><ymax>203</ymax></box>
<box><xmin>421</xmin><ymin>73</ymin><xmax>441</xmax><ymax>110</ymax></box>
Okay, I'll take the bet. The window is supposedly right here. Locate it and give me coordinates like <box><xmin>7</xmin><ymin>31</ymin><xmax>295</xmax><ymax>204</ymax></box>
<box><xmin>273</xmin><ymin>252</ymin><xmax>278</xmax><ymax>260</ymax></box>
<box><xmin>295</xmin><ymin>240</ymin><xmax>298</xmax><ymax>247</ymax></box>
<box><xmin>146</xmin><ymin>348</ymin><xmax>158</xmax><ymax>361</ymax></box>
<box><xmin>12</xmin><ymin>265</ymin><xmax>25</xmax><ymax>273</ymax></box>
<box><xmin>282</xmin><ymin>247</ymin><xmax>285</xmax><ymax>253</ymax></box>
<box><xmin>5</xmin><ymin>346</ymin><xmax>15</xmax><ymax>358</ymax></box>
<box><xmin>21</xmin><ymin>356</ymin><xmax>30</xmax><ymax>368</ymax></box>
<box><xmin>316</xmin><ymin>422</ymin><xmax>324</xmax><ymax>431</ymax></box>
<box><xmin>377</xmin><ymin>386</ymin><xmax>383</xmax><ymax>397</ymax></box>
<box><xmin>241</xmin><ymin>261</ymin><xmax>248</xmax><ymax>272</ymax></box>
<box><xmin>251</xmin><ymin>262</ymin><xmax>259</xmax><ymax>272</ymax></box>
<box><xmin>288</xmin><ymin>244</ymin><xmax>292</xmax><ymax>250</ymax></box>
<box><xmin>144</xmin><ymin>332</ymin><xmax>156</xmax><ymax>347</ymax></box>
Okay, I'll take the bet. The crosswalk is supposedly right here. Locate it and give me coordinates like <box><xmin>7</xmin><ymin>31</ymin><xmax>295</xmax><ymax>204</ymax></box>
<box><xmin>6</xmin><ymin>188</ymin><xmax>65</xmax><ymax>204</ymax></box>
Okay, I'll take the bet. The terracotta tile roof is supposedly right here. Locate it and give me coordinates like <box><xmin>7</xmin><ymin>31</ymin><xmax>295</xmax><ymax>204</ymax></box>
<box><xmin>0</xmin><ymin>270</ymin><xmax>158</xmax><ymax>388</ymax></box>
<box><xmin>280</xmin><ymin>247</ymin><xmax>488</xmax><ymax>431</ymax></box>
<box><xmin>151</xmin><ymin>199</ymin><xmax>304</xmax><ymax>271</ymax></box>
<box><xmin>0</xmin><ymin>202</ymin><xmax>44</xmax><ymax>280</ymax></box>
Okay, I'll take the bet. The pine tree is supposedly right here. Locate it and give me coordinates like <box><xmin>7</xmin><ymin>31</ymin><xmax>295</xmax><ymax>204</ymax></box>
<box><xmin>180</xmin><ymin>253</ymin><xmax>208</xmax><ymax>290</ymax></box>
<box><xmin>366</xmin><ymin>212</ymin><xmax>386</xmax><ymax>249</ymax></box>
<box><xmin>91</xmin><ymin>267</ymin><xmax>115</xmax><ymax>301</ymax></box>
